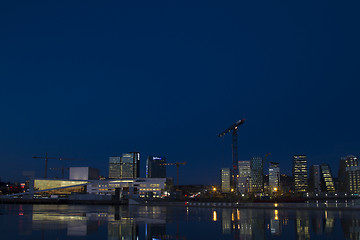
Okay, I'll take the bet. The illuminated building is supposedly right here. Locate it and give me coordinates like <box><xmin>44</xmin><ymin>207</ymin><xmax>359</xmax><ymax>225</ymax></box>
<box><xmin>109</xmin><ymin>153</ymin><xmax>140</xmax><ymax>179</ymax></box>
<box><xmin>87</xmin><ymin>178</ymin><xmax>167</xmax><ymax>198</ymax></box>
<box><xmin>320</xmin><ymin>164</ymin><xmax>335</xmax><ymax>192</ymax></box>
<box><xmin>34</xmin><ymin>179</ymin><xmax>89</xmax><ymax>195</ymax></box>
<box><xmin>121</xmin><ymin>152</ymin><xmax>140</xmax><ymax>179</ymax></box>
<box><xmin>146</xmin><ymin>156</ymin><xmax>166</xmax><ymax>178</ymax></box>
<box><xmin>269</xmin><ymin>162</ymin><xmax>280</xmax><ymax>193</ymax></box>
<box><xmin>293</xmin><ymin>155</ymin><xmax>308</xmax><ymax>193</ymax></box>
<box><xmin>109</xmin><ymin>157</ymin><xmax>121</xmax><ymax>179</ymax></box>
<box><xmin>221</xmin><ymin>168</ymin><xmax>231</xmax><ymax>193</ymax></box>
<box><xmin>34</xmin><ymin>178</ymin><xmax>168</xmax><ymax>198</ymax></box>
<box><xmin>309</xmin><ymin>165</ymin><xmax>321</xmax><ymax>193</ymax></box>
<box><xmin>238</xmin><ymin>161</ymin><xmax>251</xmax><ymax>193</ymax></box>
<box><xmin>250</xmin><ymin>156</ymin><xmax>264</xmax><ymax>193</ymax></box>
<box><xmin>338</xmin><ymin>155</ymin><xmax>360</xmax><ymax>193</ymax></box>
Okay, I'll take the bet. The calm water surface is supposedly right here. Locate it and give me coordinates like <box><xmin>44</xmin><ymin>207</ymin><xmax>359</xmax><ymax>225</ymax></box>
<box><xmin>0</xmin><ymin>204</ymin><xmax>358</xmax><ymax>239</ymax></box>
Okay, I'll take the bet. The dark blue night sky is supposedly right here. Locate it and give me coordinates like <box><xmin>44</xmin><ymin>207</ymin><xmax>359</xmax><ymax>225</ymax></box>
<box><xmin>1</xmin><ymin>1</ymin><xmax>359</xmax><ymax>185</ymax></box>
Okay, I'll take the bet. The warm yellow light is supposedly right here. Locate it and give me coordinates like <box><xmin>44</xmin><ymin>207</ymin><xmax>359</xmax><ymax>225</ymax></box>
<box><xmin>274</xmin><ymin>210</ymin><xmax>279</xmax><ymax>220</ymax></box>
<box><xmin>274</xmin><ymin>187</ymin><xmax>278</xmax><ymax>192</ymax></box>
<box><xmin>213</xmin><ymin>187</ymin><xmax>216</xmax><ymax>191</ymax></box>
<box><xmin>213</xmin><ymin>211</ymin><xmax>217</xmax><ymax>221</ymax></box>
<box><xmin>231</xmin><ymin>188</ymin><xmax>234</xmax><ymax>192</ymax></box>
<box><xmin>274</xmin><ymin>203</ymin><xmax>278</xmax><ymax>207</ymax></box>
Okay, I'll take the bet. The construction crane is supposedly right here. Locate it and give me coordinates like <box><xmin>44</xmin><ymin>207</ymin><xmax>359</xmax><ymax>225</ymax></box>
<box><xmin>49</xmin><ymin>167</ymin><xmax>70</xmax><ymax>179</ymax></box>
<box><xmin>218</xmin><ymin>119</ymin><xmax>245</xmax><ymax>186</ymax></box>
<box><xmin>161</xmin><ymin>162</ymin><xmax>186</xmax><ymax>189</ymax></box>
<box><xmin>33</xmin><ymin>152</ymin><xmax>84</xmax><ymax>178</ymax></box>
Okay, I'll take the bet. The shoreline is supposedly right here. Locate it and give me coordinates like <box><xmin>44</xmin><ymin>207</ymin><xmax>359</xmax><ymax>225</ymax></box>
<box><xmin>1</xmin><ymin>198</ymin><xmax>360</xmax><ymax>211</ymax></box>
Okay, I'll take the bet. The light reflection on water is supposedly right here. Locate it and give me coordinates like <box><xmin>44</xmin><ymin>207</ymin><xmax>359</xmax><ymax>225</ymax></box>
<box><xmin>0</xmin><ymin>204</ymin><xmax>359</xmax><ymax>239</ymax></box>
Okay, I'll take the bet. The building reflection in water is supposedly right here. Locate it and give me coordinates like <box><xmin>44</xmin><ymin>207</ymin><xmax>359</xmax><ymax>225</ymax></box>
<box><xmin>220</xmin><ymin>208</ymin><xmax>266</xmax><ymax>240</ymax></box>
<box><xmin>295</xmin><ymin>210</ymin><xmax>310</xmax><ymax>240</ymax></box>
<box><xmin>341</xmin><ymin>211</ymin><xmax>360</xmax><ymax>240</ymax></box>
<box><xmin>312</xmin><ymin>211</ymin><xmax>323</xmax><ymax>235</ymax></box>
<box><xmin>222</xmin><ymin>209</ymin><xmax>231</xmax><ymax>235</ymax></box>
<box><xmin>108</xmin><ymin>219</ymin><xmax>137</xmax><ymax>240</ymax></box>
<box><xmin>30</xmin><ymin>205</ymin><xmax>168</xmax><ymax>239</ymax></box>
<box><xmin>311</xmin><ymin>210</ymin><xmax>336</xmax><ymax>236</ymax></box>
<box><xmin>213</xmin><ymin>210</ymin><xmax>217</xmax><ymax>222</ymax></box>
<box><xmin>324</xmin><ymin>211</ymin><xmax>335</xmax><ymax>235</ymax></box>
<box><xmin>270</xmin><ymin>209</ymin><xmax>281</xmax><ymax>235</ymax></box>
<box><xmin>26</xmin><ymin>203</ymin><xmax>360</xmax><ymax>240</ymax></box>
<box><xmin>145</xmin><ymin>223</ymin><xmax>166</xmax><ymax>240</ymax></box>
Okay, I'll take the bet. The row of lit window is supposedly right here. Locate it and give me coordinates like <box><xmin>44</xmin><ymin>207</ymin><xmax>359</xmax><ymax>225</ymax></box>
<box><xmin>139</xmin><ymin>188</ymin><xmax>161</xmax><ymax>191</ymax></box>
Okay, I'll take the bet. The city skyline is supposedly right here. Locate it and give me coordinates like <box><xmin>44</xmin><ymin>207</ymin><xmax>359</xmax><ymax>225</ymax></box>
<box><xmin>0</xmin><ymin>1</ymin><xmax>359</xmax><ymax>184</ymax></box>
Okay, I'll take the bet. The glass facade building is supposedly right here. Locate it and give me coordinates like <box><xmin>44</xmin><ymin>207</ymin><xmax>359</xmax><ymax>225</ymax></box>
<box><xmin>121</xmin><ymin>152</ymin><xmax>140</xmax><ymax>179</ymax></box>
<box><xmin>250</xmin><ymin>156</ymin><xmax>264</xmax><ymax>193</ymax></box>
<box><xmin>320</xmin><ymin>164</ymin><xmax>335</xmax><ymax>192</ymax></box>
<box><xmin>238</xmin><ymin>161</ymin><xmax>251</xmax><ymax>193</ymax></box>
<box><xmin>269</xmin><ymin>162</ymin><xmax>280</xmax><ymax>192</ymax></box>
<box><xmin>146</xmin><ymin>156</ymin><xmax>166</xmax><ymax>178</ymax></box>
<box><xmin>338</xmin><ymin>155</ymin><xmax>360</xmax><ymax>193</ymax></box>
<box><xmin>109</xmin><ymin>157</ymin><xmax>121</xmax><ymax>179</ymax></box>
<box><xmin>293</xmin><ymin>155</ymin><xmax>308</xmax><ymax>193</ymax></box>
<box><xmin>221</xmin><ymin>168</ymin><xmax>231</xmax><ymax>193</ymax></box>
<box><xmin>109</xmin><ymin>153</ymin><xmax>140</xmax><ymax>179</ymax></box>
<box><xmin>309</xmin><ymin>165</ymin><xmax>321</xmax><ymax>193</ymax></box>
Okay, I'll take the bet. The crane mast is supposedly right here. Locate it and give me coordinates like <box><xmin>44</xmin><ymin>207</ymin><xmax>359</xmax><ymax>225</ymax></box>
<box><xmin>218</xmin><ymin>119</ymin><xmax>245</xmax><ymax>188</ymax></box>
<box><xmin>33</xmin><ymin>152</ymin><xmax>84</xmax><ymax>178</ymax></box>
<box><xmin>161</xmin><ymin>162</ymin><xmax>186</xmax><ymax>189</ymax></box>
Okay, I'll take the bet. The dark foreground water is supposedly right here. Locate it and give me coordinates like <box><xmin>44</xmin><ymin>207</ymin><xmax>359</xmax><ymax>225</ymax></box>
<box><xmin>0</xmin><ymin>204</ymin><xmax>359</xmax><ymax>239</ymax></box>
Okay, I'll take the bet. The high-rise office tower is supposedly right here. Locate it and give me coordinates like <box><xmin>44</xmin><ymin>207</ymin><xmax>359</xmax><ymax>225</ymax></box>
<box><xmin>293</xmin><ymin>155</ymin><xmax>308</xmax><ymax>193</ymax></box>
<box><xmin>250</xmin><ymin>156</ymin><xmax>264</xmax><ymax>193</ymax></box>
<box><xmin>320</xmin><ymin>164</ymin><xmax>335</xmax><ymax>192</ymax></box>
<box><xmin>109</xmin><ymin>156</ymin><xmax>121</xmax><ymax>179</ymax></box>
<box><xmin>221</xmin><ymin>168</ymin><xmax>231</xmax><ymax>193</ymax></box>
<box><xmin>109</xmin><ymin>153</ymin><xmax>140</xmax><ymax>179</ymax></box>
<box><xmin>338</xmin><ymin>155</ymin><xmax>360</xmax><ymax>193</ymax></box>
<box><xmin>269</xmin><ymin>162</ymin><xmax>280</xmax><ymax>192</ymax></box>
<box><xmin>146</xmin><ymin>156</ymin><xmax>166</xmax><ymax>178</ymax></box>
<box><xmin>309</xmin><ymin>165</ymin><xmax>321</xmax><ymax>193</ymax></box>
<box><xmin>238</xmin><ymin>161</ymin><xmax>251</xmax><ymax>193</ymax></box>
<box><xmin>121</xmin><ymin>152</ymin><xmax>140</xmax><ymax>179</ymax></box>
